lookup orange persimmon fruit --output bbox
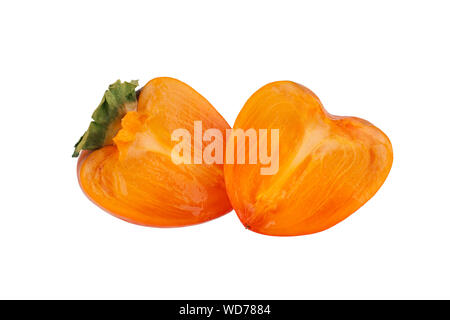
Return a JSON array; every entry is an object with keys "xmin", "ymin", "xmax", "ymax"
[
  {"xmin": 75, "ymin": 78, "xmax": 232, "ymax": 227},
  {"xmin": 224, "ymin": 81, "xmax": 393, "ymax": 236}
]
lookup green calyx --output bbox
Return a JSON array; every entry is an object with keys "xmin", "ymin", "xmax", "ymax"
[{"xmin": 72, "ymin": 80, "xmax": 139, "ymax": 157}]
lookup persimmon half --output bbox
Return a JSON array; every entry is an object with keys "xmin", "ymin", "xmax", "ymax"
[
  {"xmin": 224, "ymin": 81, "xmax": 393, "ymax": 236},
  {"xmin": 75, "ymin": 78, "xmax": 232, "ymax": 227}
]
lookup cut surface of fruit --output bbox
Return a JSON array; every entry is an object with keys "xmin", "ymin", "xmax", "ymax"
[
  {"xmin": 77, "ymin": 77, "xmax": 232, "ymax": 227},
  {"xmin": 224, "ymin": 81, "xmax": 393, "ymax": 236}
]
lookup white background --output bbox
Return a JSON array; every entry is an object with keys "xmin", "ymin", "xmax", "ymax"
[{"xmin": 0, "ymin": 0, "xmax": 449, "ymax": 299}]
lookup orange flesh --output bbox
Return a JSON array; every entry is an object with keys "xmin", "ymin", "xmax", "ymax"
[
  {"xmin": 78, "ymin": 77, "xmax": 232, "ymax": 227},
  {"xmin": 224, "ymin": 81, "xmax": 393, "ymax": 236}
]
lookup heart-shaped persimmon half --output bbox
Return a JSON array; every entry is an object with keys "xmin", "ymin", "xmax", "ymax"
[
  {"xmin": 76, "ymin": 78, "xmax": 232, "ymax": 227},
  {"xmin": 224, "ymin": 81, "xmax": 393, "ymax": 236}
]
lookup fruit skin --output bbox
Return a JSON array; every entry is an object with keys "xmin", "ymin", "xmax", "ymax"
[
  {"xmin": 224, "ymin": 81, "xmax": 393, "ymax": 236},
  {"xmin": 77, "ymin": 77, "xmax": 232, "ymax": 227}
]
